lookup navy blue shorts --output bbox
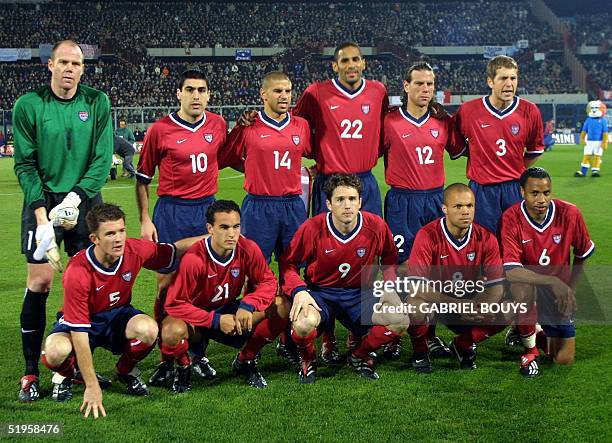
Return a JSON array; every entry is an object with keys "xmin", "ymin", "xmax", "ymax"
[
  {"xmin": 50, "ymin": 305, "xmax": 145, "ymax": 355},
  {"xmin": 308, "ymin": 287, "xmax": 375, "ymax": 339},
  {"xmin": 194, "ymin": 301, "xmax": 254, "ymax": 348},
  {"xmin": 241, "ymin": 194, "xmax": 307, "ymax": 263},
  {"xmin": 469, "ymin": 180, "xmax": 522, "ymax": 234},
  {"xmin": 312, "ymin": 171, "xmax": 382, "ymax": 217},
  {"xmin": 153, "ymin": 195, "xmax": 215, "ymax": 243},
  {"xmin": 384, "ymin": 186, "xmax": 444, "ymax": 263},
  {"xmin": 536, "ymin": 286, "xmax": 576, "ymax": 339}
]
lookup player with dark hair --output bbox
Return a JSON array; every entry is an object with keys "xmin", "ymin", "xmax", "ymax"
[
  {"xmin": 160, "ymin": 200, "xmax": 289, "ymax": 391},
  {"xmin": 136, "ymin": 69, "xmax": 229, "ymax": 382},
  {"xmin": 281, "ymin": 174, "xmax": 408, "ymax": 383},
  {"xmin": 453, "ymin": 55, "xmax": 544, "ymax": 234},
  {"xmin": 405, "ymin": 184, "xmax": 506, "ymax": 372},
  {"xmin": 500, "ymin": 167, "xmax": 594, "ymax": 377},
  {"xmin": 41, "ymin": 203, "xmax": 200, "ymax": 418},
  {"xmin": 12, "ymin": 39, "xmax": 113, "ymax": 401}
]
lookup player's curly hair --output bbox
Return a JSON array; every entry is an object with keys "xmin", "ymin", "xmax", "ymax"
[
  {"xmin": 86, "ymin": 203, "xmax": 125, "ymax": 233},
  {"xmin": 324, "ymin": 174, "xmax": 362, "ymax": 201},
  {"xmin": 206, "ymin": 200, "xmax": 241, "ymax": 225},
  {"xmin": 520, "ymin": 167, "xmax": 551, "ymax": 188}
]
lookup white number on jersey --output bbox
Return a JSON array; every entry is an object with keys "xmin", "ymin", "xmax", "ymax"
[
  {"xmin": 416, "ymin": 146, "xmax": 434, "ymax": 165},
  {"xmin": 394, "ymin": 234, "xmax": 405, "ymax": 254},
  {"xmin": 340, "ymin": 119, "xmax": 363, "ymax": 139},
  {"xmin": 189, "ymin": 153, "xmax": 208, "ymax": 173},
  {"xmin": 495, "ymin": 139, "xmax": 507, "ymax": 156},
  {"xmin": 109, "ymin": 292, "xmax": 121, "ymax": 307},
  {"xmin": 273, "ymin": 150, "xmax": 292, "ymax": 170},
  {"xmin": 211, "ymin": 283, "xmax": 229, "ymax": 303},
  {"xmin": 339, "ymin": 263, "xmax": 351, "ymax": 278},
  {"xmin": 538, "ymin": 249, "xmax": 551, "ymax": 266}
]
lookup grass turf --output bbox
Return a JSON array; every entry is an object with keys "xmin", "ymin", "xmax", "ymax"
[{"xmin": 0, "ymin": 146, "xmax": 610, "ymax": 441}]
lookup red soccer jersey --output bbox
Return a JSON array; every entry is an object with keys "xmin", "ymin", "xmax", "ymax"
[
  {"xmin": 225, "ymin": 111, "xmax": 312, "ymax": 196},
  {"xmin": 500, "ymin": 199, "xmax": 595, "ymax": 285},
  {"xmin": 165, "ymin": 236, "xmax": 277, "ymax": 328},
  {"xmin": 60, "ymin": 239, "xmax": 177, "ymax": 331},
  {"xmin": 136, "ymin": 111, "xmax": 227, "ymax": 199},
  {"xmin": 454, "ymin": 96, "xmax": 544, "ymax": 184},
  {"xmin": 407, "ymin": 218, "xmax": 504, "ymax": 289},
  {"xmin": 382, "ymin": 108, "xmax": 464, "ymax": 190},
  {"xmin": 280, "ymin": 211, "xmax": 398, "ymax": 295},
  {"xmin": 293, "ymin": 78, "xmax": 388, "ymax": 175}
]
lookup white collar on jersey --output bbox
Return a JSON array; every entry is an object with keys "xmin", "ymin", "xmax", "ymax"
[
  {"xmin": 205, "ymin": 236, "xmax": 236, "ymax": 267},
  {"xmin": 258, "ymin": 110, "xmax": 291, "ymax": 131},
  {"xmin": 520, "ymin": 200, "xmax": 556, "ymax": 233},
  {"xmin": 326, "ymin": 211, "xmax": 363, "ymax": 244},
  {"xmin": 85, "ymin": 245, "xmax": 123, "ymax": 276},
  {"xmin": 169, "ymin": 111, "xmax": 207, "ymax": 133},
  {"xmin": 482, "ymin": 96, "xmax": 519, "ymax": 120},
  {"xmin": 399, "ymin": 107, "xmax": 430, "ymax": 127},
  {"xmin": 332, "ymin": 77, "xmax": 367, "ymax": 99},
  {"xmin": 440, "ymin": 218, "xmax": 473, "ymax": 251}
]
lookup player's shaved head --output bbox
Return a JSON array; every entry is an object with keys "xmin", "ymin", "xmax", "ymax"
[
  {"xmin": 487, "ymin": 55, "xmax": 519, "ymax": 79},
  {"xmin": 50, "ymin": 40, "xmax": 83, "ymax": 62},
  {"xmin": 206, "ymin": 200, "xmax": 241, "ymax": 225},
  {"xmin": 443, "ymin": 183, "xmax": 473, "ymax": 204},
  {"xmin": 324, "ymin": 174, "xmax": 363, "ymax": 201},
  {"xmin": 86, "ymin": 203, "xmax": 125, "ymax": 233},
  {"xmin": 520, "ymin": 167, "xmax": 551, "ymax": 188},
  {"xmin": 333, "ymin": 42, "xmax": 362, "ymax": 62},
  {"xmin": 262, "ymin": 71, "xmax": 291, "ymax": 89}
]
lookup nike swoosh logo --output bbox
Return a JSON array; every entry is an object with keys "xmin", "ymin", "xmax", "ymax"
[
  {"xmin": 522, "ymin": 239, "xmax": 532, "ymax": 244},
  {"xmin": 177, "ymin": 139, "xmax": 187, "ymax": 144},
  {"xmin": 96, "ymin": 285, "xmax": 105, "ymax": 291},
  {"xmin": 330, "ymin": 105, "xmax": 340, "ymax": 110},
  {"xmin": 21, "ymin": 329, "xmax": 36, "ymax": 333},
  {"xmin": 480, "ymin": 124, "xmax": 491, "ymax": 128},
  {"xmin": 260, "ymin": 134, "xmax": 271, "ymax": 138},
  {"xmin": 325, "ymin": 249, "xmax": 335, "ymax": 253},
  {"xmin": 415, "ymin": 359, "xmax": 424, "ymax": 363},
  {"xmin": 440, "ymin": 255, "xmax": 449, "ymax": 259},
  {"xmin": 402, "ymin": 134, "xmax": 412, "ymax": 138},
  {"xmin": 208, "ymin": 274, "xmax": 217, "ymax": 278}
]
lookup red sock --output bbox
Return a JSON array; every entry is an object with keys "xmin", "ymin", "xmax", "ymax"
[
  {"xmin": 321, "ymin": 320, "xmax": 336, "ymax": 348},
  {"xmin": 42, "ymin": 353, "xmax": 76, "ymax": 379},
  {"xmin": 116, "ymin": 338, "xmax": 156, "ymax": 375},
  {"xmin": 455, "ymin": 331, "xmax": 474, "ymax": 351},
  {"xmin": 161, "ymin": 339, "xmax": 190, "ymax": 367},
  {"xmin": 471, "ymin": 325, "xmax": 506, "ymax": 343},
  {"xmin": 279, "ymin": 328, "xmax": 290, "ymax": 346},
  {"xmin": 353, "ymin": 326, "xmax": 401, "ymax": 360},
  {"xmin": 408, "ymin": 324, "xmax": 429, "ymax": 354},
  {"xmin": 291, "ymin": 328, "xmax": 316, "ymax": 362},
  {"xmin": 517, "ymin": 304, "xmax": 538, "ymax": 352},
  {"xmin": 536, "ymin": 330, "xmax": 549, "ymax": 356},
  {"xmin": 239, "ymin": 316, "xmax": 289, "ymax": 361}
]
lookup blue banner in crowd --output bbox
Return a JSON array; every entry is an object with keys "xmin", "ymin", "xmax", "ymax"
[
  {"xmin": 0, "ymin": 49, "xmax": 18, "ymax": 62},
  {"xmin": 235, "ymin": 49, "xmax": 252, "ymax": 61}
]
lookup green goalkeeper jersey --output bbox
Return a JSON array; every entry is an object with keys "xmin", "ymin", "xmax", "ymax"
[{"xmin": 12, "ymin": 84, "xmax": 113, "ymax": 210}]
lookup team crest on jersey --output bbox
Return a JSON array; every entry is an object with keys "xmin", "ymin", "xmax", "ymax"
[
  {"xmin": 204, "ymin": 133, "xmax": 213, "ymax": 143},
  {"xmin": 361, "ymin": 104, "xmax": 370, "ymax": 115},
  {"xmin": 430, "ymin": 128, "xmax": 439, "ymax": 139},
  {"xmin": 292, "ymin": 135, "xmax": 300, "ymax": 145},
  {"xmin": 511, "ymin": 124, "xmax": 520, "ymax": 135},
  {"xmin": 467, "ymin": 252, "xmax": 476, "ymax": 262},
  {"xmin": 231, "ymin": 267, "xmax": 240, "ymax": 278},
  {"xmin": 78, "ymin": 111, "xmax": 89, "ymax": 122},
  {"xmin": 356, "ymin": 247, "xmax": 366, "ymax": 258},
  {"xmin": 122, "ymin": 272, "xmax": 132, "ymax": 282},
  {"xmin": 553, "ymin": 234, "xmax": 562, "ymax": 244}
]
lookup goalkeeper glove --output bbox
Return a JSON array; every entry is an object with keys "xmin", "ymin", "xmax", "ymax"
[
  {"xmin": 33, "ymin": 222, "xmax": 64, "ymax": 273},
  {"xmin": 49, "ymin": 191, "xmax": 81, "ymax": 230}
]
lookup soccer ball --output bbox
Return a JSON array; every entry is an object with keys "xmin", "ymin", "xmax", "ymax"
[{"xmin": 586, "ymin": 100, "xmax": 606, "ymax": 118}]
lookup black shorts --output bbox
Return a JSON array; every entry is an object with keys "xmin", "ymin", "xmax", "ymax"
[{"xmin": 21, "ymin": 192, "xmax": 103, "ymax": 263}]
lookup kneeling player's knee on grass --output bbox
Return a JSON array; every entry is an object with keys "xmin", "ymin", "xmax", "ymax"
[
  {"xmin": 510, "ymin": 283, "xmax": 535, "ymax": 305},
  {"xmin": 44, "ymin": 335, "xmax": 72, "ymax": 365},
  {"xmin": 162, "ymin": 317, "xmax": 188, "ymax": 345},
  {"xmin": 554, "ymin": 346, "xmax": 575, "ymax": 365},
  {"xmin": 129, "ymin": 315, "xmax": 158, "ymax": 344},
  {"xmin": 386, "ymin": 322, "xmax": 408, "ymax": 335}
]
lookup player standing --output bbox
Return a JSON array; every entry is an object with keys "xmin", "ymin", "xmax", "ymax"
[
  {"xmin": 501, "ymin": 168, "xmax": 594, "ymax": 377},
  {"xmin": 454, "ymin": 55, "xmax": 544, "ymax": 234},
  {"xmin": 281, "ymin": 174, "xmax": 408, "ymax": 383},
  {"xmin": 161, "ymin": 201, "xmax": 289, "ymax": 391},
  {"xmin": 12, "ymin": 40, "xmax": 113, "ymax": 401},
  {"xmin": 574, "ymin": 100, "xmax": 608, "ymax": 178}
]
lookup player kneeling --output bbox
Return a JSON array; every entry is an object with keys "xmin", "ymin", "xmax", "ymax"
[
  {"xmin": 42, "ymin": 203, "xmax": 183, "ymax": 418},
  {"xmin": 281, "ymin": 174, "xmax": 408, "ymax": 383},
  {"xmin": 156, "ymin": 200, "xmax": 289, "ymax": 392}
]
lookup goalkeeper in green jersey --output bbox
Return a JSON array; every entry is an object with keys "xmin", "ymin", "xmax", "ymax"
[{"xmin": 12, "ymin": 40, "xmax": 113, "ymax": 402}]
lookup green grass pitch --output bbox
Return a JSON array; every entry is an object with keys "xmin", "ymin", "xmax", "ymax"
[{"xmin": 0, "ymin": 147, "xmax": 610, "ymax": 441}]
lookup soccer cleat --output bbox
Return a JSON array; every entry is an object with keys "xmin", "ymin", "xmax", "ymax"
[
  {"xmin": 117, "ymin": 368, "xmax": 149, "ymax": 396},
  {"xmin": 51, "ymin": 372, "xmax": 73, "ymax": 402},
  {"xmin": 574, "ymin": 171, "xmax": 585, "ymax": 177},
  {"xmin": 449, "ymin": 339, "xmax": 477, "ymax": 370},
  {"xmin": 347, "ymin": 353, "xmax": 380, "ymax": 380},
  {"xmin": 298, "ymin": 360, "xmax": 317, "ymax": 385},
  {"xmin": 18, "ymin": 375, "xmax": 40, "ymax": 402},
  {"xmin": 504, "ymin": 326, "xmax": 522, "ymax": 347},
  {"xmin": 73, "ymin": 370, "xmax": 113, "ymax": 389},
  {"xmin": 428, "ymin": 336, "xmax": 452, "ymax": 358},
  {"xmin": 232, "ymin": 355, "xmax": 268, "ymax": 389},
  {"xmin": 192, "ymin": 356, "xmax": 217, "ymax": 380},
  {"xmin": 171, "ymin": 365, "xmax": 192, "ymax": 394},
  {"xmin": 320, "ymin": 341, "xmax": 341, "ymax": 364},
  {"xmin": 276, "ymin": 341, "xmax": 300, "ymax": 366},
  {"xmin": 592, "ymin": 171, "xmax": 601, "ymax": 178},
  {"xmin": 519, "ymin": 352, "xmax": 540, "ymax": 378},
  {"xmin": 382, "ymin": 338, "xmax": 402, "ymax": 360},
  {"xmin": 149, "ymin": 361, "xmax": 175, "ymax": 386},
  {"xmin": 410, "ymin": 352, "xmax": 433, "ymax": 374}
]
